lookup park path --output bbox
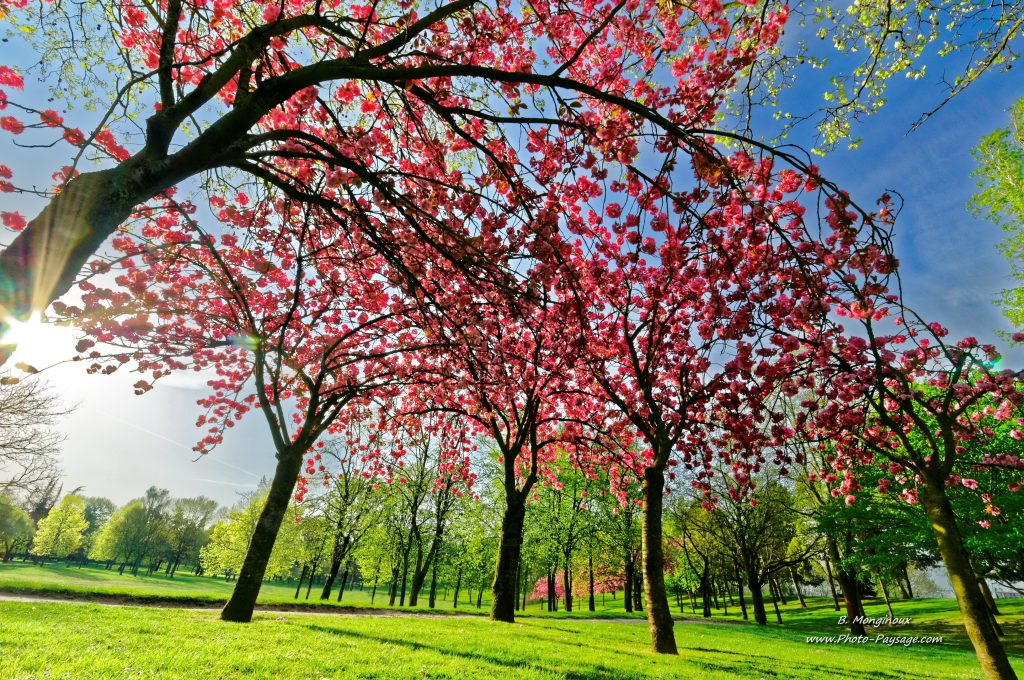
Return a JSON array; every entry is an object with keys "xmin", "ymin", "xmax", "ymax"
[{"xmin": 0, "ymin": 591, "xmax": 739, "ymax": 625}]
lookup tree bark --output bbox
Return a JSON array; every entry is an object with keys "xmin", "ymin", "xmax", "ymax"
[
  {"xmin": 624, "ymin": 558, "xmax": 634, "ymax": 613},
  {"xmin": 823, "ymin": 557, "xmax": 841, "ymax": 611},
  {"xmin": 790, "ymin": 567, "xmax": 806, "ymax": 608},
  {"xmin": 979, "ymin": 576, "xmax": 1002, "ymax": 616},
  {"xmin": 588, "ymin": 553, "xmax": 596, "ymax": 612},
  {"xmin": 826, "ymin": 538, "xmax": 866, "ymax": 636},
  {"xmin": 429, "ymin": 560, "xmax": 438, "ymax": 608},
  {"xmin": 747, "ymin": 571, "xmax": 767, "ymax": 625},
  {"xmin": 701, "ymin": 566, "xmax": 712, "ymax": 618},
  {"xmin": 319, "ymin": 528, "xmax": 351, "ymax": 600},
  {"xmin": 768, "ymin": 577, "xmax": 783, "ymax": 623},
  {"xmin": 919, "ymin": 480, "xmax": 1016, "ymax": 679},
  {"xmin": 336, "ymin": 564, "xmax": 350, "ymax": 602},
  {"xmin": 221, "ymin": 447, "xmax": 303, "ymax": 622},
  {"xmin": 563, "ymin": 563, "xmax": 573, "ymax": 612},
  {"xmin": 294, "ymin": 564, "xmax": 308, "ymax": 599},
  {"xmin": 879, "ymin": 578, "xmax": 894, "ymax": 618},
  {"xmin": 737, "ymin": 572, "xmax": 748, "ymax": 620},
  {"xmin": 641, "ymin": 465, "xmax": 677, "ymax": 654},
  {"xmin": 490, "ymin": 496, "xmax": 526, "ymax": 622}
]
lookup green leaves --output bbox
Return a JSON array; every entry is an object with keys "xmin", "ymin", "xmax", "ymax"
[{"xmin": 970, "ymin": 97, "xmax": 1024, "ymax": 326}]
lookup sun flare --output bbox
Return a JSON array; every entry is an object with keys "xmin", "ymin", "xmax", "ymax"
[{"xmin": 1, "ymin": 312, "xmax": 75, "ymax": 366}]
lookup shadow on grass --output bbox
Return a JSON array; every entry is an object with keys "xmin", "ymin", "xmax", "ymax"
[
  {"xmin": 303, "ymin": 623, "xmax": 651, "ymax": 679},
  {"xmin": 302, "ymin": 621, "xmax": 939, "ymax": 680}
]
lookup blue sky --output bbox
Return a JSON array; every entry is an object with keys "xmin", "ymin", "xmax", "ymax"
[{"xmin": 1, "ymin": 14, "xmax": 1023, "ymax": 507}]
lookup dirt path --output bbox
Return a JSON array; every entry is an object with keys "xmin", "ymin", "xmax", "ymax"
[{"xmin": 0, "ymin": 590, "xmax": 740, "ymax": 625}]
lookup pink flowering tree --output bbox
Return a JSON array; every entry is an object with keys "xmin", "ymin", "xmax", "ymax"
[
  {"xmin": 812, "ymin": 311, "xmax": 1023, "ymax": 679},
  {"xmin": 55, "ymin": 198, "xmax": 425, "ymax": 622}
]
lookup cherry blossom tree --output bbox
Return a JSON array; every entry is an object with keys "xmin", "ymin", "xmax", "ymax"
[
  {"xmin": 811, "ymin": 310, "xmax": 1023, "ymax": 679},
  {"xmin": 399, "ymin": 283, "xmax": 604, "ymax": 623},
  {"xmin": 1, "ymin": 0, "xmax": 811, "ymax": 362},
  {"xmin": 56, "ymin": 198, "xmax": 424, "ymax": 622}
]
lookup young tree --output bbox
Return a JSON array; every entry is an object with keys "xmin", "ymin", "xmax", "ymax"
[
  {"xmin": 0, "ymin": 492, "xmax": 33, "ymax": 561},
  {"xmin": 31, "ymin": 494, "xmax": 87, "ymax": 560},
  {"xmin": 165, "ymin": 496, "xmax": 219, "ymax": 577},
  {"xmin": 310, "ymin": 432, "xmax": 383, "ymax": 601},
  {"xmin": 201, "ymin": 486, "xmax": 302, "ymax": 582},
  {"xmin": 80, "ymin": 496, "xmax": 118, "ymax": 556}
]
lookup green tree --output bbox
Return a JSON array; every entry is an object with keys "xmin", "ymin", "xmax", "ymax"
[
  {"xmin": 201, "ymin": 487, "xmax": 302, "ymax": 581},
  {"xmin": 31, "ymin": 494, "xmax": 87, "ymax": 559},
  {"xmin": 0, "ymin": 492, "xmax": 34, "ymax": 561},
  {"xmin": 971, "ymin": 98, "xmax": 1024, "ymax": 325},
  {"xmin": 164, "ymin": 496, "xmax": 218, "ymax": 577}
]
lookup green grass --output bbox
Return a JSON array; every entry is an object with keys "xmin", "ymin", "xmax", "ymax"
[
  {"xmin": 2, "ymin": 561, "xmax": 1022, "ymax": 678},
  {"xmin": 1, "ymin": 599, "xmax": 1019, "ymax": 679}
]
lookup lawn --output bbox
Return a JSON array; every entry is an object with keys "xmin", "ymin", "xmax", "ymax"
[
  {"xmin": 2, "ymin": 561, "xmax": 1023, "ymax": 678},
  {"xmin": 1, "ymin": 599, "xmax": 1020, "ymax": 679}
]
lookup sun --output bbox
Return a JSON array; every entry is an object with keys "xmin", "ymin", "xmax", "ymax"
[{"xmin": 0, "ymin": 312, "xmax": 76, "ymax": 367}]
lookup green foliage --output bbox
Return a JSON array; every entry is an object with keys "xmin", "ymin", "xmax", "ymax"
[
  {"xmin": 31, "ymin": 494, "xmax": 87, "ymax": 558},
  {"xmin": 971, "ymin": 98, "xmax": 1024, "ymax": 326},
  {"xmin": 0, "ymin": 492, "xmax": 33, "ymax": 558},
  {"xmin": 200, "ymin": 487, "xmax": 302, "ymax": 580}
]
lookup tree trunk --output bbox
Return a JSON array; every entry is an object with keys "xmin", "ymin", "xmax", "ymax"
[
  {"xmin": 640, "ymin": 465, "xmax": 677, "ymax": 654},
  {"xmin": 919, "ymin": 481, "xmax": 1016, "ymax": 679},
  {"xmin": 399, "ymin": 543, "xmax": 411, "ymax": 607},
  {"xmin": 563, "ymin": 563, "xmax": 573, "ymax": 612},
  {"xmin": 823, "ymin": 557, "xmax": 841, "ymax": 611},
  {"xmin": 521, "ymin": 559, "xmax": 528, "ymax": 610},
  {"xmin": 979, "ymin": 576, "xmax": 1002, "ymax": 616},
  {"xmin": 624, "ymin": 559, "xmax": 634, "ymax": 613},
  {"xmin": 633, "ymin": 569, "xmax": 644, "ymax": 612},
  {"xmin": 453, "ymin": 564, "xmax": 462, "ymax": 609},
  {"xmin": 588, "ymin": 553, "xmax": 596, "ymax": 612},
  {"xmin": 490, "ymin": 497, "xmax": 526, "ymax": 622},
  {"xmin": 747, "ymin": 571, "xmax": 767, "ymax": 625},
  {"xmin": 879, "ymin": 578, "xmax": 894, "ymax": 618},
  {"xmin": 904, "ymin": 564, "xmax": 914, "ymax": 599},
  {"xmin": 319, "ymin": 543, "xmax": 344, "ymax": 600},
  {"xmin": 429, "ymin": 560, "xmax": 438, "ymax": 608},
  {"xmin": 294, "ymin": 564, "xmax": 308, "ymax": 599},
  {"xmin": 701, "ymin": 566, "xmax": 712, "ymax": 618},
  {"xmin": 773, "ymin": 575, "xmax": 786, "ymax": 605},
  {"xmin": 768, "ymin": 577, "xmax": 783, "ymax": 623},
  {"xmin": 337, "ymin": 564, "xmax": 350, "ymax": 602},
  {"xmin": 388, "ymin": 566, "xmax": 399, "ymax": 606},
  {"xmin": 0, "ymin": 166, "xmax": 160, "ymax": 325},
  {"xmin": 827, "ymin": 538, "xmax": 866, "ymax": 636},
  {"xmin": 305, "ymin": 566, "xmax": 316, "ymax": 599},
  {"xmin": 221, "ymin": 447, "xmax": 303, "ymax": 622},
  {"xmin": 737, "ymin": 573, "xmax": 748, "ymax": 620},
  {"xmin": 790, "ymin": 567, "xmax": 806, "ymax": 608}
]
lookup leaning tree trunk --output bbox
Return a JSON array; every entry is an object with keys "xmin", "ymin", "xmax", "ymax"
[
  {"xmin": 320, "ymin": 529, "xmax": 350, "ymax": 600},
  {"xmin": 641, "ymin": 465, "xmax": 678, "ymax": 654},
  {"xmin": 221, "ymin": 447, "xmax": 304, "ymax": 622},
  {"xmin": 823, "ymin": 557, "xmax": 841, "ymax": 611},
  {"xmin": 919, "ymin": 480, "xmax": 1016, "ymax": 680},
  {"xmin": 490, "ymin": 495, "xmax": 527, "ymax": 623}
]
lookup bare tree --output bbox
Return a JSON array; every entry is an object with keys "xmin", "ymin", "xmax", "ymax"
[{"xmin": 0, "ymin": 374, "xmax": 69, "ymax": 503}]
